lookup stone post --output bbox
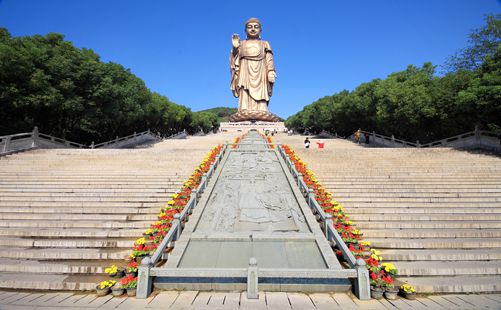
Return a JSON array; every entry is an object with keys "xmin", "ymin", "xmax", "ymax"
[
  {"xmin": 3, "ymin": 136, "xmax": 11, "ymax": 153},
  {"xmin": 307, "ymin": 188, "xmax": 315, "ymax": 208},
  {"xmin": 31, "ymin": 127, "xmax": 39, "ymax": 148},
  {"xmin": 474, "ymin": 125, "xmax": 481, "ymax": 147},
  {"xmin": 174, "ymin": 213, "xmax": 182, "ymax": 241},
  {"xmin": 202, "ymin": 173, "xmax": 208, "ymax": 191},
  {"xmin": 354, "ymin": 258, "xmax": 371, "ymax": 300},
  {"xmin": 416, "ymin": 140, "xmax": 420, "ymax": 148},
  {"xmin": 90, "ymin": 141, "xmax": 95, "ymax": 149},
  {"xmin": 247, "ymin": 257, "xmax": 258, "ymax": 299},
  {"xmin": 189, "ymin": 189, "xmax": 198, "ymax": 213},
  {"xmin": 137, "ymin": 256, "xmax": 153, "ymax": 299},
  {"xmin": 297, "ymin": 173, "xmax": 303, "ymax": 187},
  {"xmin": 324, "ymin": 214, "xmax": 333, "ymax": 239}
]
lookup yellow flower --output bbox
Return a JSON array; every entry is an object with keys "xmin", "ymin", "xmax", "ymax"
[
  {"xmin": 135, "ymin": 237, "xmax": 146, "ymax": 245},
  {"xmin": 371, "ymin": 249, "xmax": 381, "ymax": 256},
  {"xmin": 360, "ymin": 241, "xmax": 371, "ymax": 246},
  {"xmin": 130, "ymin": 253, "xmax": 136, "ymax": 259},
  {"xmin": 99, "ymin": 280, "xmax": 116, "ymax": 289},
  {"xmin": 401, "ymin": 283, "xmax": 415, "ymax": 293},
  {"xmin": 171, "ymin": 193, "xmax": 179, "ymax": 199},
  {"xmin": 167, "ymin": 200, "xmax": 175, "ymax": 206},
  {"xmin": 382, "ymin": 263, "xmax": 396, "ymax": 272},
  {"xmin": 104, "ymin": 265, "xmax": 118, "ymax": 275}
]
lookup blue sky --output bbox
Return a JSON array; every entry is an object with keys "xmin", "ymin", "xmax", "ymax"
[{"xmin": 0, "ymin": 0, "xmax": 499, "ymax": 118}]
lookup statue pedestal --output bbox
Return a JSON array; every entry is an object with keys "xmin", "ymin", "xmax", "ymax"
[
  {"xmin": 229, "ymin": 110, "xmax": 280, "ymax": 122},
  {"xmin": 219, "ymin": 121, "xmax": 287, "ymax": 132}
]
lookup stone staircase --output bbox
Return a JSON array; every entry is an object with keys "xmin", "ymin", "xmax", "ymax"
[
  {"xmin": 275, "ymin": 134, "xmax": 501, "ymax": 293},
  {"xmin": 0, "ymin": 132, "xmax": 235, "ymax": 290}
]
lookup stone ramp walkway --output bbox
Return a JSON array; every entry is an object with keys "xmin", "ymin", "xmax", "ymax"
[{"xmin": 0, "ymin": 290, "xmax": 500, "ymax": 309}]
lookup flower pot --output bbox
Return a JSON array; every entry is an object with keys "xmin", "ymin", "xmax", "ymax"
[
  {"xmin": 110, "ymin": 269, "xmax": 125, "ymax": 278},
  {"xmin": 384, "ymin": 287, "xmax": 399, "ymax": 300},
  {"xmin": 402, "ymin": 292, "xmax": 416, "ymax": 300},
  {"xmin": 370, "ymin": 287, "xmax": 384, "ymax": 299},
  {"xmin": 95, "ymin": 286, "xmax": 110, "ymax": 297},
  {"xmin": 127, "ymin": 288, "xmax": 137, "ymax": 297},
  {"xmin": 111, "ymin": 287, "xmax": 125, "ymax": 297}
]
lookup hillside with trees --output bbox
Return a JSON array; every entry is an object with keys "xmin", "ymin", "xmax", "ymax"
[
  {"xmin": 0, "ymin": 28, "xmax": 219, "ymax": 143},
  {"xmin": 286, "ymin": 15, "xmax": 500, "ymax": 143},
  {"xmin": 197, "ymin": 107, "xmax": 238, "ymax": 122}
]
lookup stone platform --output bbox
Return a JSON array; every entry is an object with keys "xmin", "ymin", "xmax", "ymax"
[{"xmin": 220, "ymin": 121, "xmax": 286, "ymax": 132}]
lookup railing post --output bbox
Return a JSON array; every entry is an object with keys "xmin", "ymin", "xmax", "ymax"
[
  {"xmin": 247, "ymin": 257, "xmax": 259, "ymax": 299},
  {"xmin": 31, "ymin": 127, "xmax": 39, "ymax": 148},
  {"xmin": 137, "ymin": 257, "xmax": 153, "ymax": 299},
  {"xmin": 90, "ymin": 141, "xmax": 95, "ymax": 149},
  {"xmin": 416, "ymin": 140, "xmax": 420, "ymax": 148},
  {"xmin": 324, "ymin": 214, "xmax": 333, "ymax": 238},
  {"xmin": 354, "ymin": 258, "xmax": 371, "ymax": 300},
  {"xmin": 307, "ymin": 188, "xmax": 315, "ymax": 208},
  {"xmin": 3, "ymin": 136, "xmax": 11, "ymax": 153},
  {"xmin": 201, "ymin": 173, "xmax": 208, "ymax": 191},
  {"xmin": 474, "ymin": 125, "xmax": 481, "ymax": 146},
  {"xmin": 297, "ymin": 173, "xmax": 303, "ymax": 187},
  {"xmin": 174, "ymin": 214, "xmax": 182, "ymax": 240},
  {"xmin": 190, "ymin": 189, "xmax": 198, "ymax": 212}
]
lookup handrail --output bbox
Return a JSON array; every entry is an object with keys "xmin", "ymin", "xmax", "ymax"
[
  {"xmin": 1, "ymin": 127, "xmax": 163, "ymax": 156},
  {"xmin": 352, "ymin": 127, "xmax": 500, "ymax": 150},
  {"xmin": 92, "ymin": 130, "xmax": 159, "ymax": 148}
]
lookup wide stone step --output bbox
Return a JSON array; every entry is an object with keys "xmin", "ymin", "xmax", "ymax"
[
  {"xmin": 0, "ymin": 213, "xmax": 129, "ymax": 221},
  {"xmin": 397, "ymin": 275, "xmax": 501, "ymax": 293},
  {"xmin": 327, "ymin": 184, "xmax": 501, "ymax": 189},
  {"xmin": 0, "ymin": 196, "xmax": 167, "ymax": 202},
  {"xmin": 342, "ymin": 202, "xmax": 501, "ymax": 208},
  {"xmin": 0, "ymin": 247, "xmax": 131, "ymax": 260},
  {"xmin": 381, "ymin": 249, "xmax": 501, "ymax": 261},
  {"xmin": 370, "ymin": 237, "xmax": 501, "ymax": 249},
  {"xmin": 0, "ymin": 188, "xmax": 176, "ymax": 193},
  {"xmin": 336, "ymin": 195, "xmax": 501, "ymax": 205},
  {"xmin": 332, "ymin": 192, "xmax": 501, "ymax": 198},
  {"xmin": 0, "ymin": 206, "xmax": 159, "ymax": 214},
  {"xmin": 0, "ymin": 237, "xmax": 134, "ymax": 248},
  {"xmin": 0, "ymin": 272, "xmax": 104, "ymax": 290},
  {"xmin": 350, "ymin": 213, "xmax": 501, "ymax": 221},
  {"xmin": 363, "ymin": 229, "xmax": 501, "ymax": 238},
  {"xmin": 348, "ymin": 207, "xmax": 501, "ymax": 214},
  {"xmin": 0, "ymin": 220, "xmax": 152, "ymax": 229},
  {"xmin": 356, "ymin": 220, "xmax": 501, "ymax": 229},
  {"xmin": 0, "ymin": 228, "xmax": 144, "ymax": 238},
  {"xmin": 395, "ymin": 261, "xmax": 501, "ymax": 276},
  {"xmin": 0, "ymin": 258, "xmax": 125, "ymax": 274},
  {"xmin": 0, "ymin": 192, "xmax": 172, "ymax": 198}
]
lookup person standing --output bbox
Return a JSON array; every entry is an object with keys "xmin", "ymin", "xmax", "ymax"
[{"xmin": 304, "ymin": 137, "xmax": 311, "ymax": 149}]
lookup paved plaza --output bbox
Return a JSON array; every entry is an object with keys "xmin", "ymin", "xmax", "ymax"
[{"xmin": 0, "ymin": 290, "xmax": 501, "ymax": 309}]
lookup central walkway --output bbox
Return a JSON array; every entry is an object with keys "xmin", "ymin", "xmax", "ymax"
[{"xmin": 160, "ymin": 132, "xmax": 344, "ymax": 290}]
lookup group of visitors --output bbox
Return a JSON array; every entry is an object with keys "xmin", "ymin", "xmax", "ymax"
[{"xmin": 304, "ymin": 137, "xmax": 325, "ymax": 149}]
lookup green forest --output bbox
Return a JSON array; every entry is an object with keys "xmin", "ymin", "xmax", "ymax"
[
  {"xmin": 0, "ymin": 29, "xmax": 219, "ymax": 144},
  {"xmin": 286, "ymin": 15, "xmax": 501, "ymax": 143}
]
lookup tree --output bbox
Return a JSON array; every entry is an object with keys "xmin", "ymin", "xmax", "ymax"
[{"xmin": 445, "ymin": 14, "xmax": 501, "ymax": 72}]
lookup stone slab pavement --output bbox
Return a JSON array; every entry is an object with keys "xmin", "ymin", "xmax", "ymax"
[{"xmin": 0, "ymin": 290, "xmax": 500, "ymax": 310}]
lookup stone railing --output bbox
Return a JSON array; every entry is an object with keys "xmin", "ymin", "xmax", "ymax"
[
  {"xmin": 352, "ymin": 127, "xmax": 501, "ymax": 152},
  {"xmin": 0, "ymin": 127, "xmax": 87, "ymax": 156},
  {"xmin": 91, "ymin": 130, "xmax": 160, "ymax": 149},
  {"xmin": 0, "ymin": 127, "xmax": 161, "ymax": 156},
  {"xmin": 137, "ymin": 144, "xmax": 227, "ymax": 298},
  {"xmin": 277, "ymin": 144, "xmax": 370, "ymax": 300}
]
